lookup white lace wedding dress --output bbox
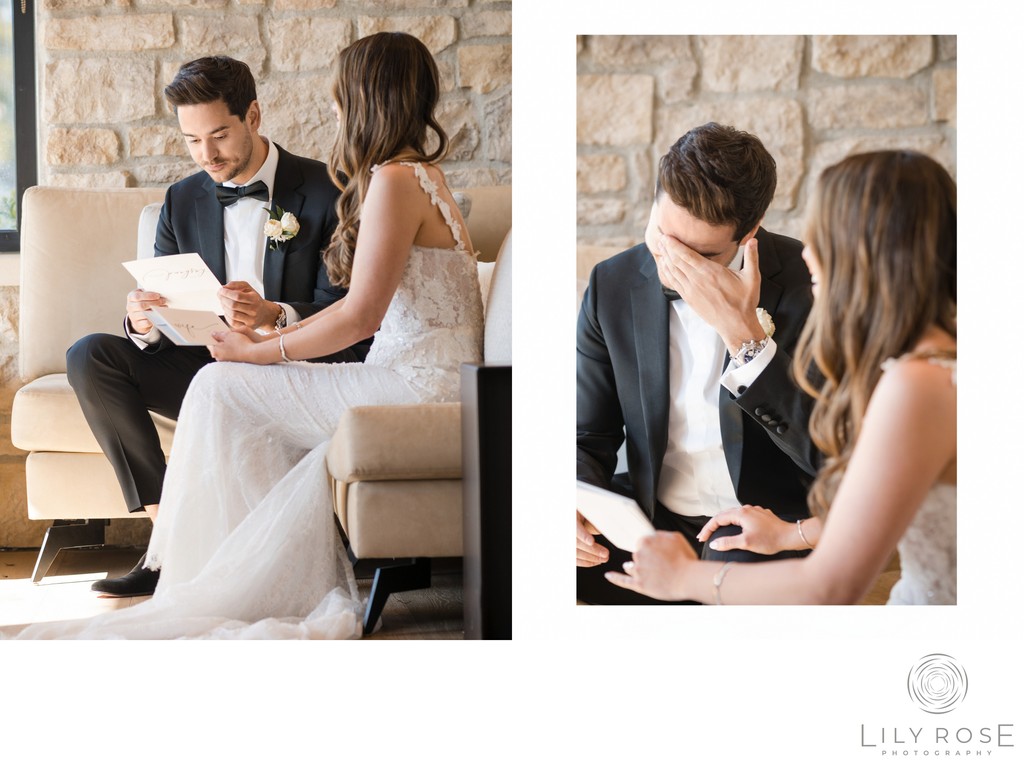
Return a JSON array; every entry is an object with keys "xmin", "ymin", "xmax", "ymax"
[
  {"xmin": 883, "ymin": 354, "xmax": 957, "ymax": 605},
  {"xmin": 12, "ymin": 162, "xmax": 483, "ymax": 639}
]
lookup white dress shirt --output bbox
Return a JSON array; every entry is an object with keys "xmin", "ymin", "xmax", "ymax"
[
  {"xmin": 129, "ymin": 137, "xmax": 299, "ymax": 347},
  {"xmin": 656, "ymin": 248, "xmax": 777, "ymax": 517}
]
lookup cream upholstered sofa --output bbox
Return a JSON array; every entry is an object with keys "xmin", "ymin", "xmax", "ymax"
[
  {"xmin": 12, "ymin": 185, "xmax": 512, "ymax": 604},
  {"xmin": 13, "ymin": 187, "xmax": 168, "ymax": 580},
  {"xmin": 330, "ymin": 228, "xmax": 511, "ymax": 631}
]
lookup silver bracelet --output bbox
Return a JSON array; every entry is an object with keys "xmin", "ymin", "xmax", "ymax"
[
  {"xmin": 796, "ymin": 518, "xmax": 814, "ymax": 550},
  {"xmin": 712, "ymin": 561, "xmax": 733, "ymax": 605},
  {"xmin": 278, "ymin": 333, "xmax": 293, "ymax": 363}
]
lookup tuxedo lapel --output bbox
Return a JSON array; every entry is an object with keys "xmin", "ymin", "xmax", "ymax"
[
  {"xmin": 633, "ymin": 254, "xmax": 670, "ymax": 500},
  {"xmin": 263, "ymin": 146, "xmax": 307, "ymax": 302},
  {"xmin": 195, "ymin": 178, "xmax": 227, "ymax": 283},
  {"xmin": 718, "ymin": 229, "xmax": 786, "ymax": 493},
  {"xmin": 753, "ymin": 228, "xmax": 785, "ymax": 320}
]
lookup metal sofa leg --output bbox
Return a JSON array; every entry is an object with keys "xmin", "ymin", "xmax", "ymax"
[
  {"xmin": 363, "ymin": 557, "xmax": 431, "ymax": 634},
  {"xmin": 31, "ymin": 519, "xmax": 108, "ymax": 584}
]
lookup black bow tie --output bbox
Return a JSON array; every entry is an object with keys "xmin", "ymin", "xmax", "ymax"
[{"xmin": 215, "ymin": 180, "xmax": 269, "ymax": 206}]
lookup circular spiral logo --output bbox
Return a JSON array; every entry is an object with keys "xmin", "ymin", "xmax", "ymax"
[{"xmin": 907, "ymin": 654, "xmax": 968, "ymax": 714}]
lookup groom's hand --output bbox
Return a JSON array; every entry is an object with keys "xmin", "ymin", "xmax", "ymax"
[
  {"xmin": 577, "ymin": 511, "xmax": 609, "ymax": 567},
  {"xmin": 126, "ymin": 289, "xmax": 166, "ymax": 334},
  {"xmin": 219, "ymin": 281, "xmax": 280, "ymax": 330},
  {"xmin": 653, "ymin": 234, "xmax": 765, "ymax": 354}
]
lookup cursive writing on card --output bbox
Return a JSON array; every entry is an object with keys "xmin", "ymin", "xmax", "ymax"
[
  {"xmin": 145, "ymin": 307, "xmax": 228, "ymax": 346},
  {"xmin": 142, "ymin": 267, "xmax": 211, "ymax": 283},
  {"xmin": 123, "ymin": 253, "xmax": 224, "ymax": 314}
]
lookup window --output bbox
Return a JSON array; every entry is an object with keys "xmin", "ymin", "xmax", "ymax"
[{"xmin": 0, "ymin": 0, "xmax": 36, "ymax": 252}]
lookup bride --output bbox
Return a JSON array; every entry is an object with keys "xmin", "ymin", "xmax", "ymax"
[
  {"xmin": 11, "ymin": 31, "xmax": 483, "ymax": 639},
  {"xmin": 608, "ymin": 150, "xmax": 956, "ymax": 605}
]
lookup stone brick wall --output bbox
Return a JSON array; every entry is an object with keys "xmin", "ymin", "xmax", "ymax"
[
  {"xmin": 0, "ymin": 0, "xmax": 510, "ymax": 548},
  {"xmin": 41, "ymin": 0, "xmax": 512, "ymax": 190},
  {"xmin": 577, "ymin": 35, "xmax": 956, "ymax": 249}
]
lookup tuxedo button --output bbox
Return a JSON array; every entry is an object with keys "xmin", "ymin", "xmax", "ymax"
[
  {"xmin": 760, "ymin": 414, "xmax": 772, "ymax": 423},
  {"xmin": 767, "ymin": 419, "xmax": 779, "ymax": 427},
  {"xmin": 776, "ymin": 424, "xmax": 788, "ymax": 434},
  {"xmin": 754, "ymin": 406, "xmax": 766, "ymax": 416},
  {"xmin": 737, "ymin": 385, "xmax": 747, "ymax": 395}
]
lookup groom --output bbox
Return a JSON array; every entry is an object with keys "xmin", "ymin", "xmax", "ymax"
[
  {"xmin": 67, "ymin": 56, "xmax": 372, "ymax": 598},
  {"xmin": 577, "ymin": 122, "xmax": 818, "ymax": 604}
]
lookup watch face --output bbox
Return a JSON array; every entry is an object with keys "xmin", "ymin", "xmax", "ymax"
[{"xmin": 736, "ymin": 339, "xmax": 766, "ymax": 365}]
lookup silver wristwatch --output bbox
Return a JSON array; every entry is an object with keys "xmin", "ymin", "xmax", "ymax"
[
  {"xmin": 732, "ymin": 337, "xmax": 769, "ymax": 366},
  {"xmin": 274, "ymin": 304, "xmax": 287, "ymax": 331}
]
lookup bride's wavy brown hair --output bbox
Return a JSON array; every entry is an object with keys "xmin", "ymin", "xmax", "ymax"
[
  {"xmin": 323, "ymin": 32, "xmax": 449, "ymax": 287},
  {"xmin": 793, "ymin": 150, "xmax": 956, "ymax": 517}
]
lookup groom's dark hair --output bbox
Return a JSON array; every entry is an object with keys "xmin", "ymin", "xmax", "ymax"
[
  {"xmin": 164, "ymin": 56, "xmax": 258, "ymax": 121},
  {"xmin": 656, "ymin": 122, "xmax": 777, "ymax": 242}
]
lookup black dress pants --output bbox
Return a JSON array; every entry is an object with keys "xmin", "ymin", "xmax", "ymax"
[
  {"xmin": 66, "ymin": 332, "xmax": 370, "ymax": 514},
  {"xmin": 66, "ymin": 334, "xmax": 216, "ymax": 513},
  {"xmin": 577, "ymin": 499, "xmax": 810, "ymax": 605}
]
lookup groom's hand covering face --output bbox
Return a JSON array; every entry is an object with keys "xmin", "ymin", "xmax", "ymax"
[{"xmin": 645, "ymin": 196, "xmax": 765, "ymax": 353}]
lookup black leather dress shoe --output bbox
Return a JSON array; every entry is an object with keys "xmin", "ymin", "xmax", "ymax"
[{"xmin": 91, "ymin": 555, "xmax": 160, "ymax": 598}]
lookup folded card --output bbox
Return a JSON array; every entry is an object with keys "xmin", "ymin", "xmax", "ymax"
[
  {"xmin": 576, "ymin": 480, "xmax": 656, "ymax": 552},
  {"xmin": 123, "ymin": 253, "xmax": 223, "ymax": 314},
  {"xmin": 145, "ymin": 307, "xmax": 229, "ymax": 347}
]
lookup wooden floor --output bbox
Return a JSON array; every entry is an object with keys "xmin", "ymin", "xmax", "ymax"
[{"xmin": 0, "ymin": 547, "xmax": 463, "ymax": 639}]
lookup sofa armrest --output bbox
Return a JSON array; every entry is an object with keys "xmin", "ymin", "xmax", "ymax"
[{"xmin": 327, "ymin": 403, "xmax": 462, "ymax": 482}]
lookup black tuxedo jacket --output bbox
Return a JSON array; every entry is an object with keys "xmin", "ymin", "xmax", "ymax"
[
  {"xmin": 577, "ymin": 228, "xmax": 818, "ymax": 523},
  {"xmin": 147, "ymin": 144, "xmax": 369, "ymax": 362}
]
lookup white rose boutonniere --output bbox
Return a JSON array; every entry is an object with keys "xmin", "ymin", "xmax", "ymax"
[
  {"xmin": 264, "ymin": 205, "xmax": 300, "ymax": 250},
  {"xmin": 756, "ymin": 307, "xmax": 775, "ymax": 338}
]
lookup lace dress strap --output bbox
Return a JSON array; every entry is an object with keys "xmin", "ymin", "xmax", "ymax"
[
  {"xmin": 881, "ymin": 348, "xmax": 957, "ymax": 385},
  {"xmin": 370, "ymin": 160, "xmax": 466, "ymax": 252}
]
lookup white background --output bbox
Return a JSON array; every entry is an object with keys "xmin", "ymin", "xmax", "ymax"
[{"xmin": 5, "ymin": 1, "xmax": 1023, "ymax": 763}]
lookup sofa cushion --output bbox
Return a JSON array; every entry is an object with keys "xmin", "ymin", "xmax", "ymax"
[
  {"xmin": 327, "ymin": 403, "xmax": 461, "ymax": 482},
  {"xmin": 11, "ymin": 373, "xmax": 175, "ymax": 455},
  {"xmin": 483, "ymin": 229, "xmax": 512, "ymax": 364},
  {"xmin": 477, "ymin": 261, "xmax": 495, "ymax": 312},
  {"xmin": 461, "ymin": 186, "xmax": 511, "ymax": 264},
  {"xmin": 138, "ymin": 203, "xmax": 162, "ymax": 261},
  {"xmin": 19, "ymin": 187, "xmax": 167, "ymax": 380},
  {"xmin": 24, "ymin": 452, "xmax": 139, "ymax": 519},
  {"xmin": 335, "ymin": 479, "xmax": 463, "ymax": 558}
]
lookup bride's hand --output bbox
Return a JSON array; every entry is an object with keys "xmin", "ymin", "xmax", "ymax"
[
  {"xmin": 696, "ymin": 504, "xmax": 800, "ymax": 555},
  {"xmin": 208, "ymin": 327, "xmax": 264, "ymax": 363},
  {"xmin": 604, "ymin": 531, "xmax": 697, "ymax": 601}
]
